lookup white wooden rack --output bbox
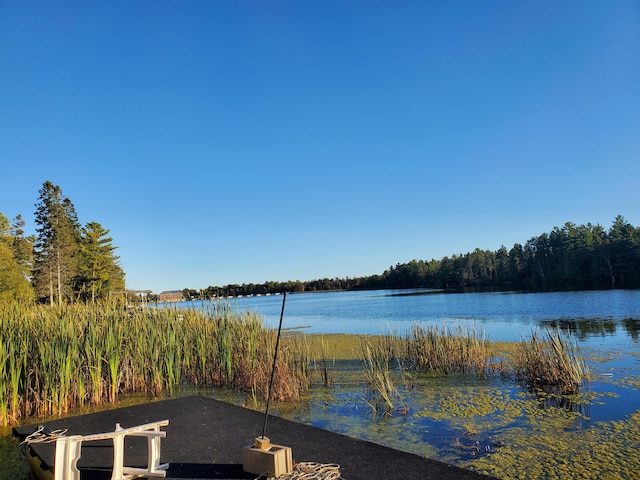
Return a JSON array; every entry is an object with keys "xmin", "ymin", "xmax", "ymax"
[{"xmin": 54, "ymin": 420, "xmax": 169, "ymax": 480}]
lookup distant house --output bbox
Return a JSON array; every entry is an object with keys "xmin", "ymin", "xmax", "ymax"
[{"xmin": 158, "ymin": 290, "xmax": 185, "ymax": 303}]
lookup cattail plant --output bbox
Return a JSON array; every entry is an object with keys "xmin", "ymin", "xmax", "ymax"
[{"xmin": 0, "ymin": 299, "xmax": 311, "ymax": 426}]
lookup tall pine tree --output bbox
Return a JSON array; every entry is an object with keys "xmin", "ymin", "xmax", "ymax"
[
  {"xmin": 78, "ymin": 222, "xmax": 125, "ymax": 302},
  {"xmin": 33, "ymin": 181, "xmax": 81, "ymax": 305}
]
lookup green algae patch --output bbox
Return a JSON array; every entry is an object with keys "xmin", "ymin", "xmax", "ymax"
[
  {"xmin": 464, "ymin": 412, "xmax": 640, "ymax": 480},
  {"xmin": 286, "ymin": 333, "xmax": 383, "ymax": 361},
  {"xmin": 415, "ymin": 384, "xmax": 526, "ymax": 422},
  {"xmin": 613, "ymin": 375, "xmax": 640, "ymax": 390}
]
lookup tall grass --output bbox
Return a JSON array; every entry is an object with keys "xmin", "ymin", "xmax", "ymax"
[
  {"xmin": 405, "ymin": 323, "xmax": 497, "ymax": 375},
  {"xmin": 513, "ymin": 328, "xmax": 589, "ymax": 394},
  {"xmin": 0, "ymin": 300, "xmax": 311, "ymax": 426},
  {"xmin": 360, "ymin": 335, "xmax": 407, "ymax": 416}
]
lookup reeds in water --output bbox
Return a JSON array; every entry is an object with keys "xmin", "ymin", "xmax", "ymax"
[
  {"xmin": 0, "ymin": 300, "xmax": 311, "ymax": 426},
  {"xmin": 405, "ymin": 323, "xmax": 496, "ymax": 375},
  {"xmin": 513, "ymin": 327, "xmax": 589, "ymax": 394},
  {"xmin": 360, "ymin": 335, "xmax": 407, "ymax": 416}
]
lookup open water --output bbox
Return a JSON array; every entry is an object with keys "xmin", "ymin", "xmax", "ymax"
[{"xmin": 181, "ymin": 288, "xmax": 640, "ymax": 346}]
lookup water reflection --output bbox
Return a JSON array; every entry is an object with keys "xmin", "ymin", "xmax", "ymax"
[
  {"xmin": 539, "ymin": 317, "xmax": 640, "ymax": 340},
  {"xmin": 540, "ymin": 318, "xmax": 620, "ymax": 338},
  {"xmin": 623, "ymin": 318, "xmax": 640, "ymax": 340},
  {"xmin": 535, "ymin": 390, "xmax": 592, "ymax": 425}
]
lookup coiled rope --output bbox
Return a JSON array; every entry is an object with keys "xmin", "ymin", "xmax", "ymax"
[
  {"xmin": 20, "ymin": 425, "xmax": 68, "ymax": 445},
  {"xmin": 264, "ymin": 461, "xmax": 342, "ymax": 480}
]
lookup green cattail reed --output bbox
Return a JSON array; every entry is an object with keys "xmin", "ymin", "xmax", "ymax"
[
  {"xmin": 84, "ymin": 323, "xmax": 105, "ymax": 405},
  {"xmin": 0, "ymin": 299, "xmax": 312, "ymax": 426},
  {"xmin": 8, "ymin": 339, "xmax": 25, "ymax": 423},
  {"xmin": 105, "ymin": 321, "xmax": 122, "ymax": 402},
  {"xmin": 0, "ymin": 337, "xmax": 9, "ymax": 426}
]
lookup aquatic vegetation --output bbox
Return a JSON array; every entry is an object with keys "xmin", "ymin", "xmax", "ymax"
[
  {"xmin": 360, "ymin": 336, "xmax": 407, "ymax": 416},
  {"xmin": 0, "ymin": 300, "xmax": 312, "ymax": 426},
  {"xmin": 463, "ymin": 411, "xmax": 640, "ymax": 479},
  {"xmin": 404, "ymin": 323, "xmax": 498, "ymax": 375},
  {"xmin": 513, "ymin": 328, "xmax": 589, "ymax": 394}
]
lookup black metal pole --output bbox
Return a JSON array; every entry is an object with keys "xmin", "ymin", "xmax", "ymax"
[{"xmin": 261, "ymin": 291, "xmax": 287, "ymax": 439}]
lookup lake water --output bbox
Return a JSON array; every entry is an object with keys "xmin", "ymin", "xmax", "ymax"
[
  {"xmin": 180, "ymin": 288, "xmax": 640, "ymax": 347},
  {"xmin": 4, "ymin": 290, "xmax": 640, "ymax": 479}
]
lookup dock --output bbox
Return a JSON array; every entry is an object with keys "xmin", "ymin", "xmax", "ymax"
[{"xmin": 13, "ymin": 395, "xmax": 498, "ymax": 480}]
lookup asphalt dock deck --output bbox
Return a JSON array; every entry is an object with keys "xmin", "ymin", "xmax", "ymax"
[{"xmin": 13, "ymin": 395, "xmax": 498, "ymax": 480}]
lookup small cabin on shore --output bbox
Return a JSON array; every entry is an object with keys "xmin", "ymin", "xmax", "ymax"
[{"xmin": 158, "ymin": 290, "xmax": 185, "ymax": 302}]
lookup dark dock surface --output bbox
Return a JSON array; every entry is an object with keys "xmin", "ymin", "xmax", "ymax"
[{"xmin": 13, "ymin": 395, "xmax": 498, "ymax": 480}]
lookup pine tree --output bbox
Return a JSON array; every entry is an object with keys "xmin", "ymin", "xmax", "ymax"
[
  {"xmin": 78, "ymin": 222, "xmax": 125, "ymax": 302},
  {"xmin": 10, "ymin": 214, "xmax": 35, "ymax": 280},
  {"xmin": 33, "ymin": 181, "xmax": 81, "ymax": 305}
]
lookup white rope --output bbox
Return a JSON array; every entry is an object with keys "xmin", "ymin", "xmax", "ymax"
[
  {"xmin": 265, "ymin": 461, "xmax": 342, "ymax": 480},
  {"xmin": 20, "ymin": 425, "xmax": 68, "ymax": 445}
]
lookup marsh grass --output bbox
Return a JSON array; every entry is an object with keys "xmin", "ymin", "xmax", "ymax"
[
  {"xmin": 360, "ymin": 335, "xmax": 408, "ymax": 416},
  {"xmin": 0, "ymin": 300, "xmax": 311, "ymax": 426},
  {"xmin": 405, "ymin": 323, "xmax": 498, "ymax": 375},
  {"xmin": 513, "ymin": 327, "xmax": 589, "ymax": 394}
]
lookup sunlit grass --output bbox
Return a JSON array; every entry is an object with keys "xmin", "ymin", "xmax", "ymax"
[
  {"xmin": 0, "ymin": 300, "xmax": 311, "ymax": 426},
  {"xmin": 512, "ymin": 327, "xmax": 589, "ymax": 394},
  {"xmin": 405, "ymin": 323, "xmax": 499, "ymax": 375},
  {"xmin": 360, "ymin": 336, "xmax": 407, "ymax": 415}
]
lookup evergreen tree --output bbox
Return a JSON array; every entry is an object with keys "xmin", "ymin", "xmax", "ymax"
[
  {"xmin": 10, "ymin": 214, "xmax": 35, "ymax": 280},
  {"xmin": 33, "ymin": 181, "xmax": 81, "ymax": 305},
  {"xmin": 0, "ymin": 212, "xmax": 10, "ymax": 236},
  {"xmin": 78, "ymin": 222, "xmax": 125, "ymax": 302},
  {"xmin": 0, "ymin": 241, "xmax": 33, "ymax": 303}
]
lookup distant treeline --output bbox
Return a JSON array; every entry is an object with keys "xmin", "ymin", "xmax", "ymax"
[{"xmin": 183, "ymin": 216, "xmax": 640, "ymax": 299}]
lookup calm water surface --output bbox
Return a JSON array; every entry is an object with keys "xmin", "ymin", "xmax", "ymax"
[{"xmin": 183, "ymin": 288, "xmax": 640, "ymax": 346}]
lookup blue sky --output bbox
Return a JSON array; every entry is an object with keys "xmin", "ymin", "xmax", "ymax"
[{"xmin": 1, "ymin": 1, "xmax": 638, "ymax": 293}]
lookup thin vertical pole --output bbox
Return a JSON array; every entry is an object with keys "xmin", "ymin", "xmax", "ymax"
[{"xmin": 261, "ymin": 291, "xmax": 287, "ymax": 439}]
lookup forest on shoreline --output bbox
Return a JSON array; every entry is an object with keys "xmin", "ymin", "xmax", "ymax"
[
  {"xmin": 1, "ymin": 184, "xmax": 638, "ymax": 303},
  {"xmin": 185, "ymin": 215, "xmax": 640, "ymax": 299}
]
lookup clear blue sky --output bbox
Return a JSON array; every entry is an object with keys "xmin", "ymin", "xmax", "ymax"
[{"xmin": 1, "ymin": 1, "xmax": 638, "ymax": 293}]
